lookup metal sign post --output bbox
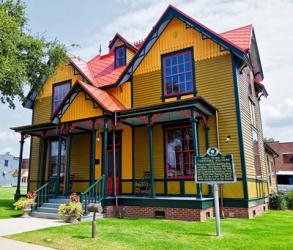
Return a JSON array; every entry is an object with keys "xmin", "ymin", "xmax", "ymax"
[
  {"xmin": 213, "ymin": 184, "xmax": 221, "ymax": 237},
  {"xmin": 195, "ymin": 147, "xmax": 236, "ymax": 237}
]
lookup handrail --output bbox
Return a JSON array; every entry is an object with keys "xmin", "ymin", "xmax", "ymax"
[
  {"xmin": 33, "ymin": 178, "xmax": 57, "ymax": 211},
  {"xmin": 80, "ymin": 175, "xmax": 105, "ymax": 215}
]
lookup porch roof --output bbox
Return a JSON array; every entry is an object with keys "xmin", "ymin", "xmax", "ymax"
[{"xmin": 117, "ymin": 96, "xmax": 216, "ymax": 126}]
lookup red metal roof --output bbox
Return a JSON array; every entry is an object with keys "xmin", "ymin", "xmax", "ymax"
[
  {"xmin": 77, "ymin": 80, "xmax": 126, "ymax": 111},
  {"xmin": 87, "ymin": 51, "xmax": 126, "ymax": 87},
  {"xmin": 220, "ymin": 24, "xmax": 253, "ymax": 52}
]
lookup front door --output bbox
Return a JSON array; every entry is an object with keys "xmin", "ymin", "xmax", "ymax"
[
  {"xmin": 106, "ymin": 131, "xmax": 121, "ymax": 196},
  {"xmin": 48, "ymin": 139, "xmax": 66, "ymax": 194}
]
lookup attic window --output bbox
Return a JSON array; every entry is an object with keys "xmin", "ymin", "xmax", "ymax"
[{"xmin": 115, "ymin": 46, "xmax": 126, "ymax": 68}]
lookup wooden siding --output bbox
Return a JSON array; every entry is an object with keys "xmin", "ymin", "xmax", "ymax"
[
  {"xmin": 108, "ymin": 81, "xmax": 131, "ymax": 108},
  {"xmin": 70, "ymin": 133, "xmax": 90, "ymax": 187},
  {"xmin": 126, "ymin": 48, "xmax": 135, "ymax": 64},
  {"xmin": 134, "ymin": 18, "xmax": 229, "ymax": 75},
  {"xmin": 120, "ymin": 124, "xmax": 133, "ymax": 179},
  {"xmin": 61, "ymin": 92, "xmax": 103, "ymax": 123},
  {"xmin": 33, "ymin": 63, "xmax": 83, "ymax": 125},
  {"xmin": 238, "ymin": 67, "xmax": 269, "ymax": 198},
  {"xmin": 134, "ymin": 125, "xmax": 164, "ymax": 179},
  {"xmin": 28, "ymin": 136, "xmax": 40, "ymax": 191}
]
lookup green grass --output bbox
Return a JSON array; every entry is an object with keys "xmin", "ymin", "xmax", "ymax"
[
  {"xmin": 7, "ymin": 210, "xmax": 293, "ymax": 250},
  {"xmin": 0, "ymin": 187, "xmax": 26, "ymax": 219}
]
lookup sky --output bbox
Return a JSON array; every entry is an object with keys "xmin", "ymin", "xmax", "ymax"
[{"xmin": 1, "ymin": 0, "xmax": 293, "ymax": 158}]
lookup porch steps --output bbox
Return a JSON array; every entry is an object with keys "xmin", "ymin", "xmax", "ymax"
[{"xmin": 30, "ymin": 196, "xmax": 103, "ymax": 220}]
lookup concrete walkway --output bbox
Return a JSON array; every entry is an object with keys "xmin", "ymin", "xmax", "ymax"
[
  {"xmin": 0, "ymin": 237, "xmax": 55, "ymax": 250},
  {"xmin": 0, "ymin": 217, "xmax": 66, "ymax": 236},
  {"xmin": 0, "ymin": 217, "xmax": 67, "ymax": 249}
]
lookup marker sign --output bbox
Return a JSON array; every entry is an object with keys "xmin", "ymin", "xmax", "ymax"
[{"xmin": 195, "ymin": 147, "xmax": 236, "ymax": 184}]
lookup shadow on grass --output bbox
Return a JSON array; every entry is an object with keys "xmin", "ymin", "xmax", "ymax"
[{"xmin": 0, "ymin": 199, "xmax": 22, "ymax": 218}]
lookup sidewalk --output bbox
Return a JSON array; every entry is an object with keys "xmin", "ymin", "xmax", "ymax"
[
  {"xmin": 0, "ymin": 237, "xmax": 55, "ymax": 250},
  {"xmin": 0, "ymin": 217, "xmax": 66, "ymax": 236}
]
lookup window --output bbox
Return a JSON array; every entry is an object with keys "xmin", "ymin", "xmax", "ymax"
[
  {"xmin": 249, "ymin": 99, "xmax": 256, "ymax": 127},
  {"xmin": 52, "ymin": 81, "xmax": 71, "ymax": 113},
  {"xmin": 252, "ymin": 129, "xmax": 261, "ymax": 178},
  {"xmin": 166, "ymin": 125, "xmax": 194, "ymax": 178},
  {"xmin": 162, "ymin": 49, "xmax": 194, "ymax": 97},
  {"xmin": 246, "ymin": 72, "xmax": 253, "ymax": 96},
  {"xmin": 48, "ymin": 140, "xmax": 66, "ymax": 178},
  {"xmin": 4, "ymin": 160, "xmax": 8, "ymax": 167},
  {"xmin": 115, "ymin": 46, "xmax": 126, "ymax": 67},
  {"xmin": 283, "ymin": 154, "xmax": 293, "ymax": 164}
]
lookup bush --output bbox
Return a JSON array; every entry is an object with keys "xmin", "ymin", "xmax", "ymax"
[
  {"xmin": 270, "ymin": 192, "xmax": 286, "ymax": 210},
  {"xmin": 285, "ymin": 191, "xmax": 293, "ymax": 210},
  {"xmin": 14, "ymin": 197, "xmax": 36, "ymax": 210}
]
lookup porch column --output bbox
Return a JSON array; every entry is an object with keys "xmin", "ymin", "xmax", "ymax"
[
  {"xmin": 205, "ymin": 124, "xmax": 213, "ymax": 197},
  {"xmin": 147, "ymin": 115, "xmax": 155, "ymax": 198},
  {"xmin": 65, "ymin": 133, "xmax": 72, "ymax": 194},
  {"xmin": 191, "ymin": 109, "xmax": 202, "ymax": 199},
  {"xmin": 55, "ymin": 134, "xmax": 62, "ymax": 195},
  {"xmin": 15, "ymin": 134, "xmax": 25, "ymax": 198},
  {"xmin": 102, "ymin": 117, "xmax": 108, "ymax": 196},
  {"xmin": 90, "ymin": 129, "xmax": 96, "ymax": 186},
  {"xmin": 39, "ymin": 137, "xmax": 47, "ymax": 187}
]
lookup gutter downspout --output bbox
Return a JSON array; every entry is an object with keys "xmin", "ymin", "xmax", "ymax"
[{"xmin": 216, "ymin": 111, "xmax": 225, "ymax": 218}]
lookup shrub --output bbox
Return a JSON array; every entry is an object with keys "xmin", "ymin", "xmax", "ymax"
[
  {"xmin": 14, "ymin": 197, "xmax": 36, "ymax": 210},
  {"xmin": 285, "ymin": 191, "xmax": 293, "ymax": 210},
  {"xmin": 58, "ymin": 201, "xmax": 83, "ymax": 219},
  {"xmin": 70, "ymin": 192, "xmax": 80, "ymax": 202},
  {"xmin": 270, "ymin": 192, "xmax": 286, "ymax": 210}
]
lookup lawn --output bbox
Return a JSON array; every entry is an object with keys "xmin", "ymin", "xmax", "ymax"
[
  {"xmin": 0, "ymin": 187, "xmax": 26, "ymax": 219},
  {"xmin": 7, "ymin": 210, "xmax": 293, "ymax": 250}
]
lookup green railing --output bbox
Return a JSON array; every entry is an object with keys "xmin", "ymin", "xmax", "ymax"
[
  {"xmin": 33, "ymin": 178, "xmax": 57, "ymax": 211},
  {"xmin": 80, "ymin": 175, "xmax": 105, "ymax": 215}
]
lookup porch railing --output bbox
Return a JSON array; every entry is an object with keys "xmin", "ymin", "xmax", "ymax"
[
  {"xmin": 80, "ymin": 175, "xmax": 105, "ymax": 215},
  {"xmin": 33, "ymin": 178, "xmax": 57, "ymax": 211}
]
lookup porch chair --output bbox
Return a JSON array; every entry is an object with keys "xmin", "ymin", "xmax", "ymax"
[{"xmin": 135, "ymin": 171, "xmax": 151, "ymax": 195}]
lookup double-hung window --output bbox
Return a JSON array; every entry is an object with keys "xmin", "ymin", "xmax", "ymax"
[
  {"xmin": 162, "ymin": 49, "xmax": 194, "ymax": 97},
  {"xmin": 52, "ymin": 81, "xmax": 71, "ymax": 113},
  {"xmin": 166, "ymin": 125, "xmax": 194, "ymax": 178},
  {"xmin": 115, "ymin": 46, "xmax": 126, "ymax": 67}
]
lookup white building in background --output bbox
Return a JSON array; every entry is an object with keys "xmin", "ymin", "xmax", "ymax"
[{"xmin": 0, "ymin": 152, "xmax": 19, "ymax": 187}]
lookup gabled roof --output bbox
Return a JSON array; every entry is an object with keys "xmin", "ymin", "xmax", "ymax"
[
  {"xmin": 88, "ymin": 51, "xmax": 126, "ymax": 87},
  {"xmin": 220, "ymin": 24, "xmax": 253, "ymax": 52},
  {"xmin": 114, "ymin": 4, "xmax": 252, "ymax": 87},
  {"xmin": 108, "ymin": 33, "xmax": 138, "ymax": 52},
  {"xmin": 52, "ymin": 80, "xmax": 125, "ymax": 122}
]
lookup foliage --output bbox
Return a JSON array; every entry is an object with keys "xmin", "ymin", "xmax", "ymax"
[
  {"xmin": 0, "ymin": 0, "xmax": 68, "ymax": 108},
  {"xmin": 58, "ymin": 201, "xmax": 83, "ymax": 219},
  {"xmin": 13, "ymin": 197, "xmax": 35, "ymax": 210},
  {"xmin": 285, "ymin": 191, "xmax": 293, "ymax": 210},
  {"xmin": 69, "ymin": 192, "xmax": 80, "ymax": 202},
  {"xmin": 269, "ymin": 192, "xmax": 287, "ymax": 210},
  {"xmin": 7, "ymin": 211, "xmax": 293, "ymax": 250},
  {"xmin": 26, "ymin": 191, "xmax": 36, "ymax": 200}
]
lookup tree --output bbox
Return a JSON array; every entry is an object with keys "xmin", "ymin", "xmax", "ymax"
[{"xmin": 0, "ymin": 0, "xmax": 68, "ymax": 108}]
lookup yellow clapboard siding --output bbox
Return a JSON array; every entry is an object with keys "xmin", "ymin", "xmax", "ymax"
[
  {"xmin": 134, "ymin": 18, "xmax": 228, "ymax": 75},
  {"xmin": 120, "ymin": 124, "xmax": 133, "ymax": 179},
  {"xmin": 168, "ymin": 181, "xmax": 180, "ymax": 194},
  {"xmin": 222, "ymin": 182, "xmax": 244, "ymax": 198},
  {"xmin": 108, "ymin": 82, "xmax": 131, "ymax": 108},
  {"xmin": 185, "ymin": 181, "xmax": 197, "ymax": 194},
  {"xmin": 122, "ymin": 182, "xmax": 132, "ymax": 194},
  {"xmin": 33, "ymin": 63, "xmax": 84, "ymax": 124},
  {"xmin": 126, "ymin": 48, "xmax": 136, "ymax": 64},
  {"xmin": 154, "ymin": 181, "xmax": 165, "ymax": 194},
  {"xmin": 29, "ymin": 136, "xmax": 40, "ymax": 183},
  {"xmin": 61, "ymin": 92, "xmax": 103, "ymax": 123},
  {"xmin": 70, "ymin": 133, "xmax": 90, "ymax": 181}
]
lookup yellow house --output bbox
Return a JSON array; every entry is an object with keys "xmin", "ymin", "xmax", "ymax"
[{"xmin": 12, "ymin": 5, "xmax": 270, "ymax": 220}]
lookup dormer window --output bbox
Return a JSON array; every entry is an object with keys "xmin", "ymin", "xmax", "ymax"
[{"xmin": 115, "ymin": 46, "xmax": 126, "ymax": 68}]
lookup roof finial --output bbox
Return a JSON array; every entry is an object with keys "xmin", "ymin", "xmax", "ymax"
[{"xmin": 99, "ymin": 44, "xmax": 102, "ymax": 56}]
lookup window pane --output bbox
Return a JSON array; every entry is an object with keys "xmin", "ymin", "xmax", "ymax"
[
  {"xmin": 53, "ymin": 81, "xmax": 71, "ymax": 112},
  {"xmin": 163, "ymin": 50, "xmax": 194, "ymax": 96},
  {"xmin": 166, "ymin": 126, "xmax": 194, "ymax": 178}
]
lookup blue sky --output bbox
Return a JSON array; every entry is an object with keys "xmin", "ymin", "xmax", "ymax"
[{"xmin": 1, "ymin": 0, "xmax": 293, "ymax": 157}]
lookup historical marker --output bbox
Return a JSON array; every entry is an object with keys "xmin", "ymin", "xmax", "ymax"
[{"xmin": 195, "ymin": 147, "xmax": 236, "ymax": 237}]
